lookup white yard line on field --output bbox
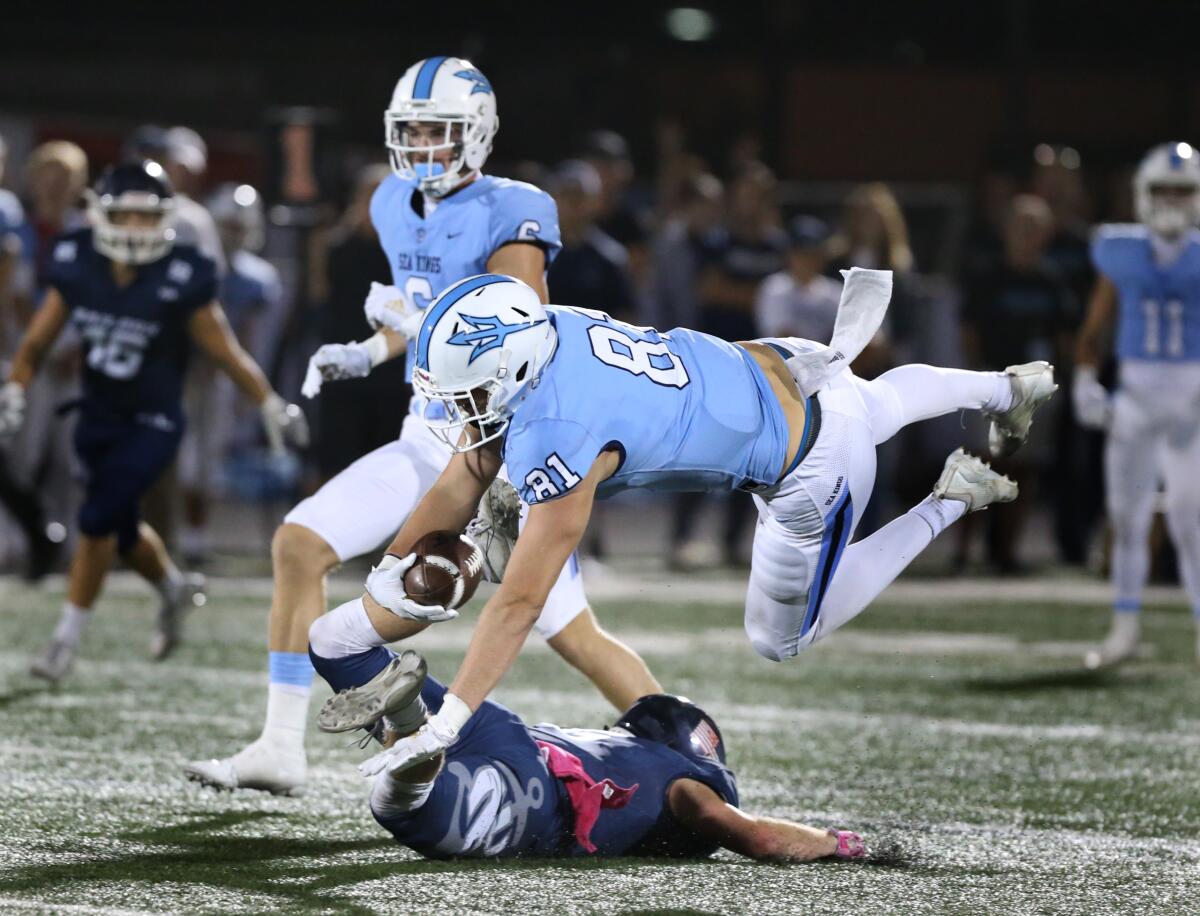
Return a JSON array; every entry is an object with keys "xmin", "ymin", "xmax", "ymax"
[{"xmin": 6, "ymin": 571, "xmax": 1191, "ymax": 609}]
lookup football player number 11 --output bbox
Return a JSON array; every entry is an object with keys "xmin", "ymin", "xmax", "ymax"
[{"xmin": 1142, "ymin": 298, "xmax": 1185, "ymax": 357}]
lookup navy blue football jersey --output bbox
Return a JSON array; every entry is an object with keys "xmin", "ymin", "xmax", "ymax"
[
  {"xmin": 46, "ymin": 228, "xmax": 217, "ymax": 417},
  {"xmin": 373, "ymin": 676, "xmax": 739, "ymax": 859}
]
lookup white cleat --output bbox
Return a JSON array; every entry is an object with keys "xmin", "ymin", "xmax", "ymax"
[
  {"xmin": 184, "ymin": 738, "xmax": 306, "ymax": 797},
  {"xmin": 317, "ymin": 650, "xmax": 427, "ymax": 734},
  {"xmin": 466, "ymin": 476, "xmax": 522, "ymax": 582},
  {"xmin": 933, "ymin": 448, "xmax": 1018, "ymax": 512},
  {"xmin": 1084, "ymin": 614, "xmax": 1141, "ymax": 670},
  {"xmin": 30, "ymin": 638, "xmax": 78, "ymax": 683},
  {"xmin": 150, "ymin": 572, "xmax": 207, "ymax": 661},
  {"xmin": 986, "ymin": 360, "xmax": 1058, "ymax": 458}
]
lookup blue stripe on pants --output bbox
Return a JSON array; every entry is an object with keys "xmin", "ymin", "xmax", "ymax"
[{"xmin": 801, "ymin": 488, "xmax": 854, "ymax": 637}]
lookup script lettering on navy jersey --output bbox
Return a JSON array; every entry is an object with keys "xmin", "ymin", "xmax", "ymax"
[{"xmin": 73, "ymin": 307, "xmax": 160, "ymax": 380}]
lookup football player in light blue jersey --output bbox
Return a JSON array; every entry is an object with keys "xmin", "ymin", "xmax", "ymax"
[
  {"xmin": 1074, "ymin": 142, "xmax": 1200, "ymax": 667},
  {"xmin": 311, "ymin": 271, "xmax": 1057, "ymax": 776},
  {"xmin": 186, "ymin": 57, "xmax": 661, "ymax": 798}
]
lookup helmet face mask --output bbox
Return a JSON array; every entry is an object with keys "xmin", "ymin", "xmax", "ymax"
[
  {"xmin": 87, "ymin": 162, "xmax": 177, "ymax": 266},
  {"xmin": 384, "ymin": 57, "xmax": 499, "ymax": 198},
  {"xmin": 413, "ymin": 369, "xmax": 511, "ymax": 452},
  {"xmin": 1134, "ymin": 142, "xmax": 1200, "ymax": 239}
]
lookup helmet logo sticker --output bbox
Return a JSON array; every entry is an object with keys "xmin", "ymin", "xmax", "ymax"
[
  {"xmin": 447, "ymin": 313, "xmax": 547, "ymax": 365},
  {"xmin": 454, "ymin": 69, "xmax": 493, "ymax": 95}
]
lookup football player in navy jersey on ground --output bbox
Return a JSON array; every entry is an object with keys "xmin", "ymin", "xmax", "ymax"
[
  {"xmin": 307, "ymin": 646, "xmax": 866, "ymax": 863},
  {"xmin": 0, "ymin": 161, "xmax": 307, "ymax": 681}
]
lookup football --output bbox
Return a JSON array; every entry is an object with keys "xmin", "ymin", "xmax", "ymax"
[{"xmin": 402, "ymin": 531, "xmax": 485, "ymax": 609}]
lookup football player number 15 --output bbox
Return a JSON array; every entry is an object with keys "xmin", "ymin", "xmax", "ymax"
[{"xmin": 82, "ymin": 325, "xmax": 146, "ymax": 380}]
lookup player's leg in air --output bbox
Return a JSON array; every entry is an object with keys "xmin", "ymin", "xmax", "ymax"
[{"xmin": 743, "ymin": 356, "xmax": 1056, "ymax": 662}]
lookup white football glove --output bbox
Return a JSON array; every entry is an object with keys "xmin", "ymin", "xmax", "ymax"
[
  {"xmin": 365, "ymin": 553, "xmax": 459, "ymax": 623},
  {"xmin": 358, "ymin": 694, "xmax": 472, "ymax": 777},
  {"xmin": 301, "ymin": 342, "xmax": 372, "ymax": 399},
  {"xmin": 364, "ymin": 282, "xmax": 424, "ymax": 338},
  {"xmin": 260, "ymin": 393, "xmax": 310, "ymax": 455},
  {"xmin": 464, "ymin": 476, "xmax": 522, "ymax": 584},
  {"xmin": 0, "ymin": 382, "xmax": 26, "ymax": 437},
  {"xmin": 1072, "ymin": 367, "xmax": 1111, "ymax": 431}
]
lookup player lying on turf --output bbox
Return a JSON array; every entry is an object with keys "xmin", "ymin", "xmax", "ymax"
[
  {"xmin": 308, "ymin": 268, "xmax": 1057, "ymax": 774},
  {"xmin": 0, "ymin": 161, "xmax": 307, "ymax": 679},
  {"xmin": 186, "ymin": 56, "xmax": 660, "ymax": 798},
  {"xmin": 1074, "ymin": 141, "xmax": 1200, "ymax": 668},
  {"xmin": 307, "ymin": 643, "xmax": 865, "ymax": 861}
]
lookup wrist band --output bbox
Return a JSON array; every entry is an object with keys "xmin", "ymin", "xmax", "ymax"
[{"xmin": 364, "ymin": 332, "xmax": 389, "ymax": 368}]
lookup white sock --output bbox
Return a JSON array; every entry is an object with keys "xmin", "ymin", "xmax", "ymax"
[
  {"xmin": 260, "ymin": 683, "xmax": 310, "ymax": 754},
  {"xmin": 984, "ymin": 373, "xmax": 1014, "ymax": 413},
  {"xmin": 53, "ymin": 603, "xmax": 92, "ymax": 647},
  {"xmin": 154, "ymin": 566, "xmax": 184, "ymax": 601},
  {"xmin": 910, "ymin": 494, "xmax": 968, "ymax": 538}
]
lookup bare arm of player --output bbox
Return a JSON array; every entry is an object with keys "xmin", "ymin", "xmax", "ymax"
[
  {"xmin": 1075, "ymin": 274, "xmax": 1117, "ymax": 370},
  {"xmin": 487, "ymin": 243, "xmax": 549, "ymax": 302},
  {"xmin": 666, "ymin": 779, "xmax": 839, "ymax": 862},
  {"xmin": 446, "ymin": 450, "xmax": 621, "ymax": 711},
  {"xmin": 7, "ymin": 286, "xmax": 70, "ymax": 387},
  {"xmin": 188, "ymin": 301, "xmax": 273, "ymax": 403}
]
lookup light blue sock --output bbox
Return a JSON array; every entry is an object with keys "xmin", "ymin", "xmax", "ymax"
[{"xmin": 269, "ymin": 651, "xmax": 316, "ymax": 696}]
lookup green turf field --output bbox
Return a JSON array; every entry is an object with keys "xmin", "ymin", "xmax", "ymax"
[{"xmin": 1, "ymin": 571, "xmax": 1197, "ymax": 915}]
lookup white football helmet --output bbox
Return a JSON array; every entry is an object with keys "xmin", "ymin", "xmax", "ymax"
[
  {"xmin": 1134, "ymin": 142, "xmax": 1200, "ymax": 238},
  {"xmin": 385, "ymin": 56, "xmax": 499, "ymax": 198},
  {"xmin": 412, "ymin": 274, "xmax": 556, "ymax": 451},
  {"xmin": 207, "ymin": 182, "xmax": 265, "ymax": 252}
]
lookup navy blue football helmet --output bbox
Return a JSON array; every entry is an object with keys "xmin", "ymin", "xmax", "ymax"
[
  {"xmin": 612, "ymin": 694, "xmax": 727, "ymax": 765},
  {"xmin": 86, "ymin": 160, "xmax": 176, "ymax": 265}
]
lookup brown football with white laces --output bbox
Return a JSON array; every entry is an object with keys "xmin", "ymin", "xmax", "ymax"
[{"xmin": 402, "ymin": 531, "xmax": 485, "ymax": 609}]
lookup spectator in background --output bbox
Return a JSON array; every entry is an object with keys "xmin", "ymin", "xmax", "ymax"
[
  {"xmin": 826, "ymin": 183, "xmax": 917, "ymax": 354},
  {"xmin": 1030, "ymin": 144, "xmax": 1103, "ymax": 565},
  {"xmin": 0, "ymin": 133, "xmax": 62, "ymax": 578},
  {"xmin": 581, "ymin": 130, "xmax": 653, "ymax": 300},
  {"xmin": 122, "ymin": 125, "xmax": 223, "ymax": 270},
  {"xmin": 648, "ymin": 171, "xmax": 723, "ymax": 331},
  {"xmin": 310, "ymin": 164, "xmax": 406, "ymax": 482},
  {"xmin": 959, "ymin": 194, "xmax": 1075, "ymax": 572},
  {"xmin": 546, "ymin": 159, "xmax": 635, "ymax": 321},
  {"xmin": 670, "ymin": 161, "xmax": 787, "ymax": 570},
  {"xmin": 754, "ymin": 215, "xmax": 840, "ymax": 342},
  {"xmin": 5, "ymin": 141, "xmax": 91, "ymax": 573},
  {"xmin": 175, "ymin": 183, "xmax": 284, "ymax": 565}
]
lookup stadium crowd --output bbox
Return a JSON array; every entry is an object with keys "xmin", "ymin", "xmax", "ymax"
[{"xmin": 0, "ymin": 123, "xmax": 1141, "ymax": 579}]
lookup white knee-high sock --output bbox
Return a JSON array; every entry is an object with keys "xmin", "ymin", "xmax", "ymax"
[
  {"xmin": 865, "ymin": 365, "xmax": 1011, "ymax": 444},
  {"xmin": 812, "ymin": 497, "xmax": 965, "ymax": 641}
]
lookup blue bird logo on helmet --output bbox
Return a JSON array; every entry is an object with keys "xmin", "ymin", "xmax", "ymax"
[{"xmin": 412, "ymin": 274, "xmax": 556, "ymax": 451}]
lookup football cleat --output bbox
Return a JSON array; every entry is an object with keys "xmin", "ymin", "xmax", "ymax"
[
  {"xmin": 317, "ymin": 650, "xmax": 427, "ymax": 734},
  {"xmin": 29, "ymin": 638, "xmax": 78, "ymax": 683},
  {"xmin": 184, "ymin": 739, "xmax": 306, "ymax": 797},
  {"xmin": 986, "ymin": 361, "xmax": 1058, "ymax": 457},
  {"xmin": 1084, "ymin": 613, "xmax": 1141, "ymax": 670},
  {"xmin": 466, "ymin": 475, "xmax": 521, "ymax": 583},
  {"xmin": 932, "ymin": 448, "xmax": 1018, "ymax": 512},
  {"xmin": 150, "ymin": 572, "xmax": 207, "ymax": 661}
]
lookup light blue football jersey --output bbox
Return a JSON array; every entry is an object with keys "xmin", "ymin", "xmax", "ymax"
[
  {"xmin": 1092, "ymin": 224, "xmax": 1200, "ymax": 362},
  {"xmin": 502, "ymin": 306, "xmax": 791, "ymax": 504},
  {"xmin": 370, "ymin": 173, "xmax": 561, "ymax": 385}
]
